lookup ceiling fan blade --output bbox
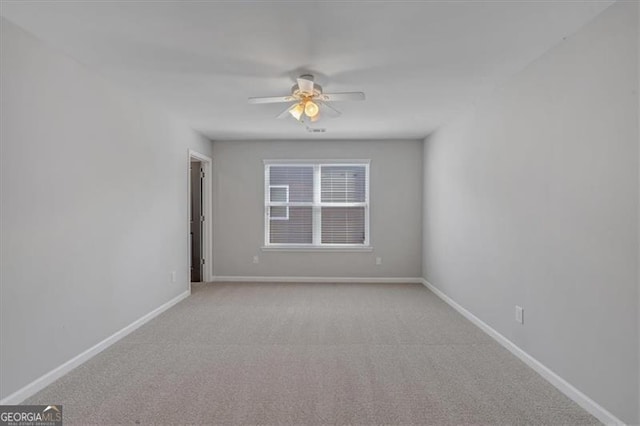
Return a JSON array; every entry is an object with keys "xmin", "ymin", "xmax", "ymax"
[
  {"xmin": 319, "ymin": 92, "xmax": 365, "ymax": 102},
  {"xmin": 297, "ymin": 75, "xmax": 315, "ymax": 94},
  {"xmin": 248, "ymin": 95, "xmax": 295, "ymax": 104},
  {"xmin": 318, "ymin": 101, "xmax": 341, "ymax": 118},
  {"xmin": 276, "ymin": 103, "xmax": 297, "ymax": 119}
]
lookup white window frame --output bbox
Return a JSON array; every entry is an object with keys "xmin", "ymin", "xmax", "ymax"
[
  {"xmin": 268, "ymin": 185, "xmax": 289, "ymax": 220},
  {"xmin": 263, "ymin": 159, "xmax": 371, "ymax": 251}
]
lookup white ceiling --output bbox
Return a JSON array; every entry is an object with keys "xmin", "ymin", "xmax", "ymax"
[{"xmin": 0, "ymin": 1, "xmax": 613, "ymax": 140}]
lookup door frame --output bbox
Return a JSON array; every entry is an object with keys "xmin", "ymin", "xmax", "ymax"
[{"xmin": 188, "ymin": 149, "xmax": 213, "ymax": 283}]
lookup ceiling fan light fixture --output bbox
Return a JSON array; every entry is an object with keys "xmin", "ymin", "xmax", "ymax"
[
  {"xmin": 250, "ymin": 74, "xmax": 364, "ymax": 126},
  {"xmin": 289, "ymin": 102, "xmax": 304, "ymax": 121},
  {"xmin": 304, "ymin": 100, "xmax": 319, "ymax": 118}
]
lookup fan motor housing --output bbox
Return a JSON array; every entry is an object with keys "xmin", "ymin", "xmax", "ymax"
[{"xmin": 292, "ymin": 83, "xmax": 322, "ymax": 99}]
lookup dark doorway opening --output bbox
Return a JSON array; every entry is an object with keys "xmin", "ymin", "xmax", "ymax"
[{"xmin": 190, "ymin": 160, "xmax": 204, "ymax": 282}]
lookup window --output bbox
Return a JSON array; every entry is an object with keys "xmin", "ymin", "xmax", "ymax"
[{"xmin": 264, "ymin": 160, "xmax": 370, "ymax": 248}]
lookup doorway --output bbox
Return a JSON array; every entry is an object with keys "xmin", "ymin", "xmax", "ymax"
[
  {"xmin": 190, "ymin": 160, "xmax": 203, "ymax": 282},
  {"xmin": 188, "ymin": 150, "xmax": 212, "ymax": 284}
]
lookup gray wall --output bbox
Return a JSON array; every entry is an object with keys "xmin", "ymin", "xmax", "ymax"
[
  {"xmin": 0, "ymin": 18, "xmax": 212, "ymax": 399},
  {"xmin": 423, "ymin": 2, "xmax": 638, "ymax": 423},
  {"xmin": 212, "ymin": 139, "xmax": 422, "ymax": 278}
]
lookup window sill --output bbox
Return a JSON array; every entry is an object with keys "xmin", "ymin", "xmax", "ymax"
[{"xmin": 261, "ymin": 245, "xmax": 374, "ymax": 253}]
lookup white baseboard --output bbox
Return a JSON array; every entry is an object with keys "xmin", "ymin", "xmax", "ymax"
[
  {"xmin": 421, "ymin": 279, "xmax": 625, "ymax": 426},
  {"xmin": 0, "ymin": 289, "xmax": 191, "ymax": 405},
  {"xmin": 211, "ymin": 276, "xmax": 424, "ymax": 284}
]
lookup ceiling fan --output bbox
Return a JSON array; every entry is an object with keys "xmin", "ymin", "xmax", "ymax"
[{"xmin": 248, "ymin": 74, "xmax": 365, "ymax": 123}]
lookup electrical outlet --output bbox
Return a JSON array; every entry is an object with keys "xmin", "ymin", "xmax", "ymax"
[
  {"xmin": 253, "ymin": 256, "xmax": 260, "ymax": 264},
  {"xmin": 171, "ymin": 271, "xmax": 177, "ymax": 283},
  {"xmin": 515, "ymin": 305, "xmax": 524, "ymax": 324},
  {"xmin": 375, "ymin": 257, "xmax": 382, "ymax": 265}
]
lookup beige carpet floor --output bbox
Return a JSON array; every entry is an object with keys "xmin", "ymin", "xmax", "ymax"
[{"xmin": 25, "ymin": 282, "xmax": 599, "ymax": 425}]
